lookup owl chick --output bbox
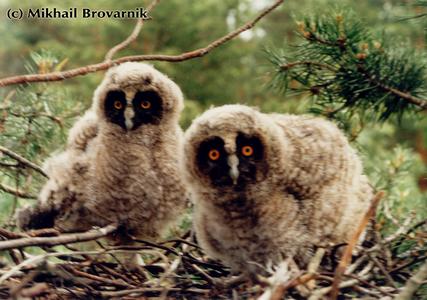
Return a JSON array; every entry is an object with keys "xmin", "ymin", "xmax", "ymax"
[
  {"xmin": 17, "ymin": 62, "xmax": 188, "ymax": 247},
  {"xmin": 183, "ymin": 104, "xmax": 372, "ymax": 276}
]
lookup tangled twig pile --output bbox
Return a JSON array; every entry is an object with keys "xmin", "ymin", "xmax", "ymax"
[{"xmin": 0, "ymin": 212, "xmax": 426, "ymax": 299}]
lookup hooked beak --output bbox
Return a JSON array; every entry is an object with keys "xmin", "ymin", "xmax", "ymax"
[
  {"xmin": 228, "ymin": 154, "xmax": 239, "ymax": 185},
  {"xmin": 124, "ymin": 106, "xmax": 134, "ymax": 130}
]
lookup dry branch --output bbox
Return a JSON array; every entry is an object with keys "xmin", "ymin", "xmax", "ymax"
[
  {"xmin": 0, "ymin": 216, "xmax": 424, "ymax": 299},
  {"xmin": 0, "ymin": 224, "xmax": 117, "ymax": 251},
  {"xmin": 0, "ymin": 0, "xmax": 284, "ymax": 87},
  {"xmin": 57, "ymin": 287, "xmax": 208, "ymax": 298},
  {"xmin": 268, "ymin": 273, "xmax": 317, "ymax": 300},
  {"xmin": 0, "ymin": 183, "xmax": 36, "ymax": 199},
  {"xmin": 0, "ymin": 146, "xmax": 47, "ymax": 178},
  {"xmin": 63, "ymin": 266, "xmax": 136, "ymax": 289},
  {"xmin": 329, "ymin": 191, "xmax": 385, "ymax": 300},
  {"xmin": 104, "ymin": 0, "xmax": 160, "ymax": 61}
]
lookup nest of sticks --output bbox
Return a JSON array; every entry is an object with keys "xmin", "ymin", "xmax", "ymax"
[{"xmin": 0, "ymin": 197, "xmax": 426, "ymax": 299}]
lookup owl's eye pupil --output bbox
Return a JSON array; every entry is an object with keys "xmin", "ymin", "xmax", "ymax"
[
  {"xmin": 141, "ymin": 100, "xmax": 151, "ymax": 109},
  {"xmin": 114, "ymin": 101, "xmax": 123, "ymax": 110},
  {"xmin": 242, "ymin": 145, "xmax": 254, "ymax": 157},
  {"xmin": 208, "ymin": 149, "xmax": 220, "ymax": 161}
]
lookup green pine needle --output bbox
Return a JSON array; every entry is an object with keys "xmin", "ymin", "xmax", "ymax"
[{"xmin": 269, "ymin": 9, "xmax": 427, "ymax": 122}]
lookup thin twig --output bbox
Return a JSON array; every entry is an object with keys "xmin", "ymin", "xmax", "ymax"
[
  {"xmin": 0, "ymin": 228, "xmax": 26, "ymax": 239},
  {"xmin": 357, "ymin": 65, "xmax": 427, "ymax": 109},
  {"xmin": 269, "ymin": 273, "xmax": 317, "ymax": 300},
  {"xmin": 391, "ymin": 255, "xmax": 427, "ymax": 274},
  {"xmin": 384, "ymin": 213, "xmax": 414, "ymax": 243},
  {"xmin": 329, "ymin": 191, "xmax": 385, "ymax": 300},
  {"xmin": 190, "ymin": 263, "xmax": 218, "ymax": 285},
  {"xmin": 0, "ymin": 146, "xmax": 47, "ymax": 178},
  {"xmin": 0, "ymin": 0, "xmax": 284, "ymax": 87},
  {"xmin": 309, "ymin": 274, "xmax": 372, "ymax": 300},
  {"xmin": 0, "ymin": 248, "xmax": 148, "ymax": 284},
  {"xmin": 0, "ymin": 183, "xmax": 36, "ymax": 199},
  {"xmin": 104, "ymin": 0, "xmax": 160, "ymax": 61},
  {"xmin": 380, "ymin": 82, "xmax": 427, "ymax": 109},
  {"xmin": 366, "ymin": 253, "xmax": 397, "ymax": 288},
  {"xmin": 322, "ymin": 271, "xmax": 396, "ymax": 297},
  {"xmin": 63, "ymin": 265, "xmax": 136, "ymax": 288},
  {"xmin": 57, "ymin": 286, "xmax": 208, "ymax": 297},
  {"xmin": 0, "ymin": 224, "xmax": 118, "ymax": 251},
  {"xmin": 8, "ymin": 112, "xmax": 63, "ymax": 127}
]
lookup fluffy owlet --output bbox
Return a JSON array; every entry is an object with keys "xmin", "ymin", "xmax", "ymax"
[
  {"xmin": 17, "ymin": 62, "xmax": 188, "ymax": 248},
  {"xmin": 183, "ymin": 104, "xmax": 372, "ymax": 276}
]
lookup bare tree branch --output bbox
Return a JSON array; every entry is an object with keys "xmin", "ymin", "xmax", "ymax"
[
  {"xmin": 283, "ymin": 61, "xmax": 427, "ymax": 109},
  {"xmin": 0, "ymin": 146, "xmax": 47, "ymax": 178},
  {"xmin": 0, "ymin": 223, "xmax": 118, "ymax": 251},
  {"xmin": 58, "ymin": 286, "xmax": 208, "ymax": 298},
  {"xmin": 329, "ymin": 191, "xmax": 385, "ymax": 300},
  {"xmin": 104, "ymin": 0, "xmax": 160, "ymax": 61},
  {"xmin": 0, "ymin": 0, "xmax": 284, "ymax": 87},
  {"xmin": 0, "ymin": 183, "xmax": 36, "ymax": 199}
]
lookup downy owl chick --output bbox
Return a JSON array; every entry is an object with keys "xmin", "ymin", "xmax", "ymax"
[
  {"xmin": 17, "ymin": 62, "xmax": 188, "ymax": 246},
  {"xmin": 183, "ymin": 104, "xmax": 372, "ymax": 276}
]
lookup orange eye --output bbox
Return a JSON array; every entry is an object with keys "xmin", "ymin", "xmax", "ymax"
[
  {"xmin": 141, "ymin": 100, "xmax": 151, "ymax": 109},
  {"xmin": 241, "ymin": 145, "xmax": 254, "ymax": 157},
  {"xmin": 208, "ymin": 149, "xmax": 220, "ymax": 161},
  {"xmin": 114, "ymin": 101, "xmax": 123, "ymax": 110}
]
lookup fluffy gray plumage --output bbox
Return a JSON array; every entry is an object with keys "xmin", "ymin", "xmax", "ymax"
[
  {"xmin": 183, "ymin": 104, "xmax": 373, "ymax": 276},
  {"xmin": 17, "ymin": 63, "xmax": 188, "ymax": 246}
]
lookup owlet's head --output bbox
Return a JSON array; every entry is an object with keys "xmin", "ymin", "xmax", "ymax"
[
  {"xmin": 92, "ymin": 62, "xmax": 183, "ymax": 132},
  {"xmin": 184, "ymin": 105, "xmax": 279, "ymax": 194}
]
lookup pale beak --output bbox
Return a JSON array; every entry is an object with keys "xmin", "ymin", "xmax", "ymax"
[
  {"xmin": 228, "ymin": 154, "xmax": 239, "ymax": 185},
  {"xmin": 124, "ymin": 106, "xmax": 134, "ymax": 130}
]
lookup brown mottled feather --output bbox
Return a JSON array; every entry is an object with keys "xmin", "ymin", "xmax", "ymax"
[
  {"xmin": 183, "ymin": 105, "xmax": 372, "ymax": 275},
  {"xmin": 17, "ymin": 63, "xmax": 188, "ymax": 248}
]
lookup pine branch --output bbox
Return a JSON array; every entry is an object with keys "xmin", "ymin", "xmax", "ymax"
[
  {"xmin": 270, "ymin": 10, "xmax": 427, "ymax": 120},
  {"xmin": 356, "ymin": 64, "xmax": 427, "ymax": 109},
  {"xmin": 375, "ymin": 82, "xmax": 427, "ymax": 109},
  {"xmin": 0, "ymin": 183, "xmax": 36, "ymax": 199},
  {"xmin": 280, "ymin": 61, "xmax": 337, "ymax": 72},
  {"xmin": 0, "ymin": 146, "xmax": 47, "ymax": 178},
  {"xmin": 398, "ymin": 1, "xmax": 427, "ymax": 21},
  {"xmin": 0, "ymin": 0, "xmax": 284, "ymax": 87}
]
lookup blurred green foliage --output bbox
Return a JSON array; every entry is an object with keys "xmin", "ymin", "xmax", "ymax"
[{"xmin": 0, "ymin": 0, "xmax": 426, "ymax": 240}]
